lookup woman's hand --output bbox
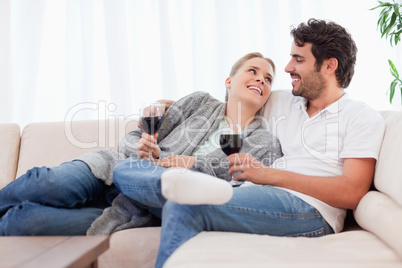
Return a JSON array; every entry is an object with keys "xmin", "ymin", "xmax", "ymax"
[
  {"xmin": 137, "ymin": 133, "xmax": 161, "ymax": 159},
  {"xmin": 156, "ymin": 155, "xmax": 196, "ymax": 169},
  {"xmin": 228, "ymin": 153, "xmax": 273, "ymax": 185}
]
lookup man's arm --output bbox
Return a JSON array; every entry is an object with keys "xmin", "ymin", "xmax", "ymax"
[
  {"xmin": 157, "ymin": 99, "xmax": 174, "ymax": 113},
  {"xmin": 228, "ymin": 154, "xmax": 375, "ymax": 210}
]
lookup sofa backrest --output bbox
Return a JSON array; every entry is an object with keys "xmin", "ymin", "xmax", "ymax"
[
  {"xmin": 16, "ymin": 119, "xmax": 137, "ymax": 178},
  {"xmin": 374, "ymin": 111, "xmax": 402, "ymax": 206},
  {"xmin": 354, "ymin": 110, "xmax": 402, "ymax": 258},
  {"xmin": 0, "ymin": 124, "xmax": 20, "ymax": 189}
]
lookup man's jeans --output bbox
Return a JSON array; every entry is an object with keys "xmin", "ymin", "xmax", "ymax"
[
  {"xmin": 113, "ymin": 158, "xmax": 334, "ymax": 268},
  {"xmin": 0, "ymin": 161, "xmax": 118, "ymax": 235}
]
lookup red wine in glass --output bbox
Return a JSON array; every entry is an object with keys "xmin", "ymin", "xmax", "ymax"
[
  {"xmin": 220, "ymin": 134, "xmax": 243, "ymax": 156},
  {"xmin": 140, "ymin": 102, "xmax": 163, "ymax": 160},
  {"xmin": 140, "ymin": 116, "xmax": 163, "ymax": 136},
  {"xmin": 220, "ymin": 123, "xmax": 244, "ymax": 187}
]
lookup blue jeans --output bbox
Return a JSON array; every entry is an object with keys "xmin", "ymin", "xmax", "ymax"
[
  {"xmin": 0, "ymin": 161, "xmax": 118, "ymax": 235},
  {"xmin": 113, "ymin": 158, "xmax": 334, "ymax": 268}
]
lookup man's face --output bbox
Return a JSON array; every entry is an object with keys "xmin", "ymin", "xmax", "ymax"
[{"xmin": 284, "ymin": 42, "xmax": 325, "ymax": 100}]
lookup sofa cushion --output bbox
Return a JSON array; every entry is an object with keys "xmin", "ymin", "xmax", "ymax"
[
  {"xmin": 0, "ymin": 124, "xmax": 20, "ymax": 189},
  {"xmin": 375, "ymin": 111, "xmax": 402, "ymax": 206},
  {"xmin": 16, "ymin": 119, "xmax": 137, "ymax": 178},
  {"xmin": 164, "ymin": 230, "xmax": 400, "ymax": 268},
  {"xmin": 98, "ymin": 227, "xmax": 161, "ymax": 268}
]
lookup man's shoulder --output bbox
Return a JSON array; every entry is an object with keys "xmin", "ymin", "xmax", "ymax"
[
  {"xmin": 269, "ymin": 90, "xmax": 295, "ymax": 100},
  {"xmin": 340, "ymin": 97, "xmax": 385, "ymax": 132},
  {"xmin": 268, "ymin": 90, "xmax": 304, "ymax": 106},
  {"xmin": 342, "ymin": 97, "xmax": 383, "ymax": 121},
  {"xmin": 265, "ymin": 90, "xmax": 301, "ymax": 118}
]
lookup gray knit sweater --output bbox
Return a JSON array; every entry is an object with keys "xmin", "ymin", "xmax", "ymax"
[{"xmin": 77, "ymin": 91, "xmax": 282, "ymax": 185}]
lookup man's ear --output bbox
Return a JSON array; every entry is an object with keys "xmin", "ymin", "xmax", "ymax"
[
  {"xmin": 225, "ymin": 77, "xmax": 232, "ymax": 89},
  {"xmin": 325, "ymin": 58, "xmax": 338, "ymax": 74}
]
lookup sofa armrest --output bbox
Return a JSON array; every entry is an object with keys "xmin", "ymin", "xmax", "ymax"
[
  {"xmin": 0, "ymin": 124, "xmax": 20, "ymax": 189},
  {"xmin": 354, "ymin": 191, "xmax": 402, "ymax": 259}
]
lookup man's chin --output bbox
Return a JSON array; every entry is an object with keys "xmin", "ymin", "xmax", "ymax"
[{"xmin": 292, "ymin": 88, "xmax": 302, "ymax": 97}]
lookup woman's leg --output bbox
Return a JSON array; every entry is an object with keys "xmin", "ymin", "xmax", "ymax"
[
  {"xmin": 113, "ymin": 158, "xmax": 168, "ymax": 218},
  {"xmin": 0, "ymin": 160, "xmax": 106, "ymax": 215},
  {"xmin": 0, "ymin": 202, "xmax": 104, "ymax": 235},
  {"xmin": 156, "ymin": 185, "xmax": 334, "ymax": 268},
  {"xmin": 0, "ymin": 160, "xmax": 115, "ymax": 235}
]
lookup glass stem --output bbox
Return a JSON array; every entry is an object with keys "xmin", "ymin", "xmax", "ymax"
[{"xmin": 149, "ymin": 134, "xmax": 154, "ymax": 161}]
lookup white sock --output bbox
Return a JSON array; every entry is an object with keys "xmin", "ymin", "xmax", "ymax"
[{"xmin": 161, "ymin": 168, "xmax": 233, "ymax": 205}]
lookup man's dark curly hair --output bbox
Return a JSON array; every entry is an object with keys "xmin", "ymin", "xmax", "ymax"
[{"xmin": 291, "ymin": 18, "xmax": 357, "ymax": 88}]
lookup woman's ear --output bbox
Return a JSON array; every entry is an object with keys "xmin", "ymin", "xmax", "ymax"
[{"xmin": 225, "ymin": 77, "xmax": 232, "ymax": 89}]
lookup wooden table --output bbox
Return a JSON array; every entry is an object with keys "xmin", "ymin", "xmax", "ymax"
[{"xmin": 0, "ymin": 236, "xmax": 109, "ymax": 268}]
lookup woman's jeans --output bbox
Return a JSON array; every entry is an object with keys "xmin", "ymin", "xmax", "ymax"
[
  {"xmin": 0, "ymin": 161, "xmax": 118, "ymax": 235},
  {"xmin": 113, "ymin": 158, "xmax": 334, "ymax": 268}
]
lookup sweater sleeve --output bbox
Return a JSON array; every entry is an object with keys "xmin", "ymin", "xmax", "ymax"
[
  {"xmin": 118, "ymin": 91, "xmax": 217, "ymax": 158},
  {"xmin": 191, "ymin": 149, "xmax": 232, "ymax": 181}
]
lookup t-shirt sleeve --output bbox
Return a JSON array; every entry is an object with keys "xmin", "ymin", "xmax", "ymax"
[{"xmin": 340, "ymin": 107, "xmax": 385, "ymax": 160}]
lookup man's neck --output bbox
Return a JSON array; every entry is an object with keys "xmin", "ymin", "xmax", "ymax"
[{"xmin": 306, "ymin": 87, "xmax": 345, "ymax": 117}]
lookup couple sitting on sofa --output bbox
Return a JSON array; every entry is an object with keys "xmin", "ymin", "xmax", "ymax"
[{"xmin": 0, "ymin": 18, "xmax": 384, "ymax": 268}]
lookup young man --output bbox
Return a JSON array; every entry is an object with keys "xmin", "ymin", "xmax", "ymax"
[{"xmin": 137, "ymin": 19, "xmax": 384, "ymax": 267}]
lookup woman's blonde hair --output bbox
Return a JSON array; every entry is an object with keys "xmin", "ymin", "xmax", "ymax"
[
  {"xmin": 226, "ymin": 52, "xmax": 276, "ymax": 116},
  {"xmin": 229, "ymin": 52, "xmax": 276, "ymax": 78}
]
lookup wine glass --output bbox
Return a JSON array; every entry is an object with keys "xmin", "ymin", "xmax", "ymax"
[
  {"xmin": 220, "ymin": 123, "xmax": 244, "ymax": 187},
  {"xmin": 139, "ymin": 102, "xmax": 163, "ymax": 160}
]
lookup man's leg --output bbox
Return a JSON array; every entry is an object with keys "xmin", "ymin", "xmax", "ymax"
[{"xmin": 156, "ymin": 185, "xmax": 334, "ymax": 267}]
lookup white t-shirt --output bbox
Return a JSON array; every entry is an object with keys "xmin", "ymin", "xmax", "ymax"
[{"xmin": 261, "ymin": 90, "xmax": 385, "ymax": 233}]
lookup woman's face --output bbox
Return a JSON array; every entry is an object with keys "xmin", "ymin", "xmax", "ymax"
[{"xmin": 225, "ymin": 57, "xmax": 274, "ymax": 110}]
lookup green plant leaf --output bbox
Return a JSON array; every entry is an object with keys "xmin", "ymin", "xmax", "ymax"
[
  {"xmin": 384, "ymin": 13, "xmax": 397, "ymax": 37},
  {"xmin": 380, "ymin": 2, "xmax": 393, "ymax": 7},
  {"xmin": 393, "ymin": 3, "xmax": 400, "ymax": 16},
  {"xmin": 389, "ymin": 12, "xmax": 397, "ymax": 29},
  {"xmin": 389, "ymin": 80, "xmax": 397, "ymax": 103},
  {"xmin": 394, "ymin": 34, "xmax": 399, "ymax": 45},
  {"xmin": 389, "ymin": 59, "xmax": 400, "ymax": 78}
]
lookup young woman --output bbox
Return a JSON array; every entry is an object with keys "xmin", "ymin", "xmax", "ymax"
[
  {"xmin": 0, "ymin": 52, "xmax": 281, "ymax": 236},
  {"xmin": 110, "ymin": 52, "xmax": 282, "ymax": 266},
  {"xmin": 117, "ymin": 52, "xmax": 280, "ymax": 180}
]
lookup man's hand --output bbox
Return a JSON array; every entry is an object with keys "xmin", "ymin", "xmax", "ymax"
[
  {"xmin": 227, "ymin": 153, "xmax": 271, "ymax": 184},
  {"xmin": 137, "ymin": 133, "xmax": 161, "ymax": 159},
  {"xmin": 156, "ymin": 155, "xmax": 196, "ymax": 169}
]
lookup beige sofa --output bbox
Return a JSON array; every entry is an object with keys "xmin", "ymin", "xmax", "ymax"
[{"xmin": 1, "ymin": 111, "xmax": 402, "ymax": 267}]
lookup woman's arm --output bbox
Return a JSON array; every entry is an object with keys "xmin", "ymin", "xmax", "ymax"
[{"xmin": 119, "ymin": 92, "xmax": 216, "ymax": 159}]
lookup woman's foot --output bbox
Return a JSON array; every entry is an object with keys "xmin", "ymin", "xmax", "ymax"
[{"xmin": 161, "ymin": 168, "xmax": 233, "ymax": 205}]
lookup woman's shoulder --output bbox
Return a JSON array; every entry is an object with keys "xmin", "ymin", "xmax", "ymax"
[
  {"xmin": 175, "ymin": 91, "xmax": 223, "ymax": 108},
  {"xmin": 182, "ymin": 91, "xmax": 219, "ymax": 102}
]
